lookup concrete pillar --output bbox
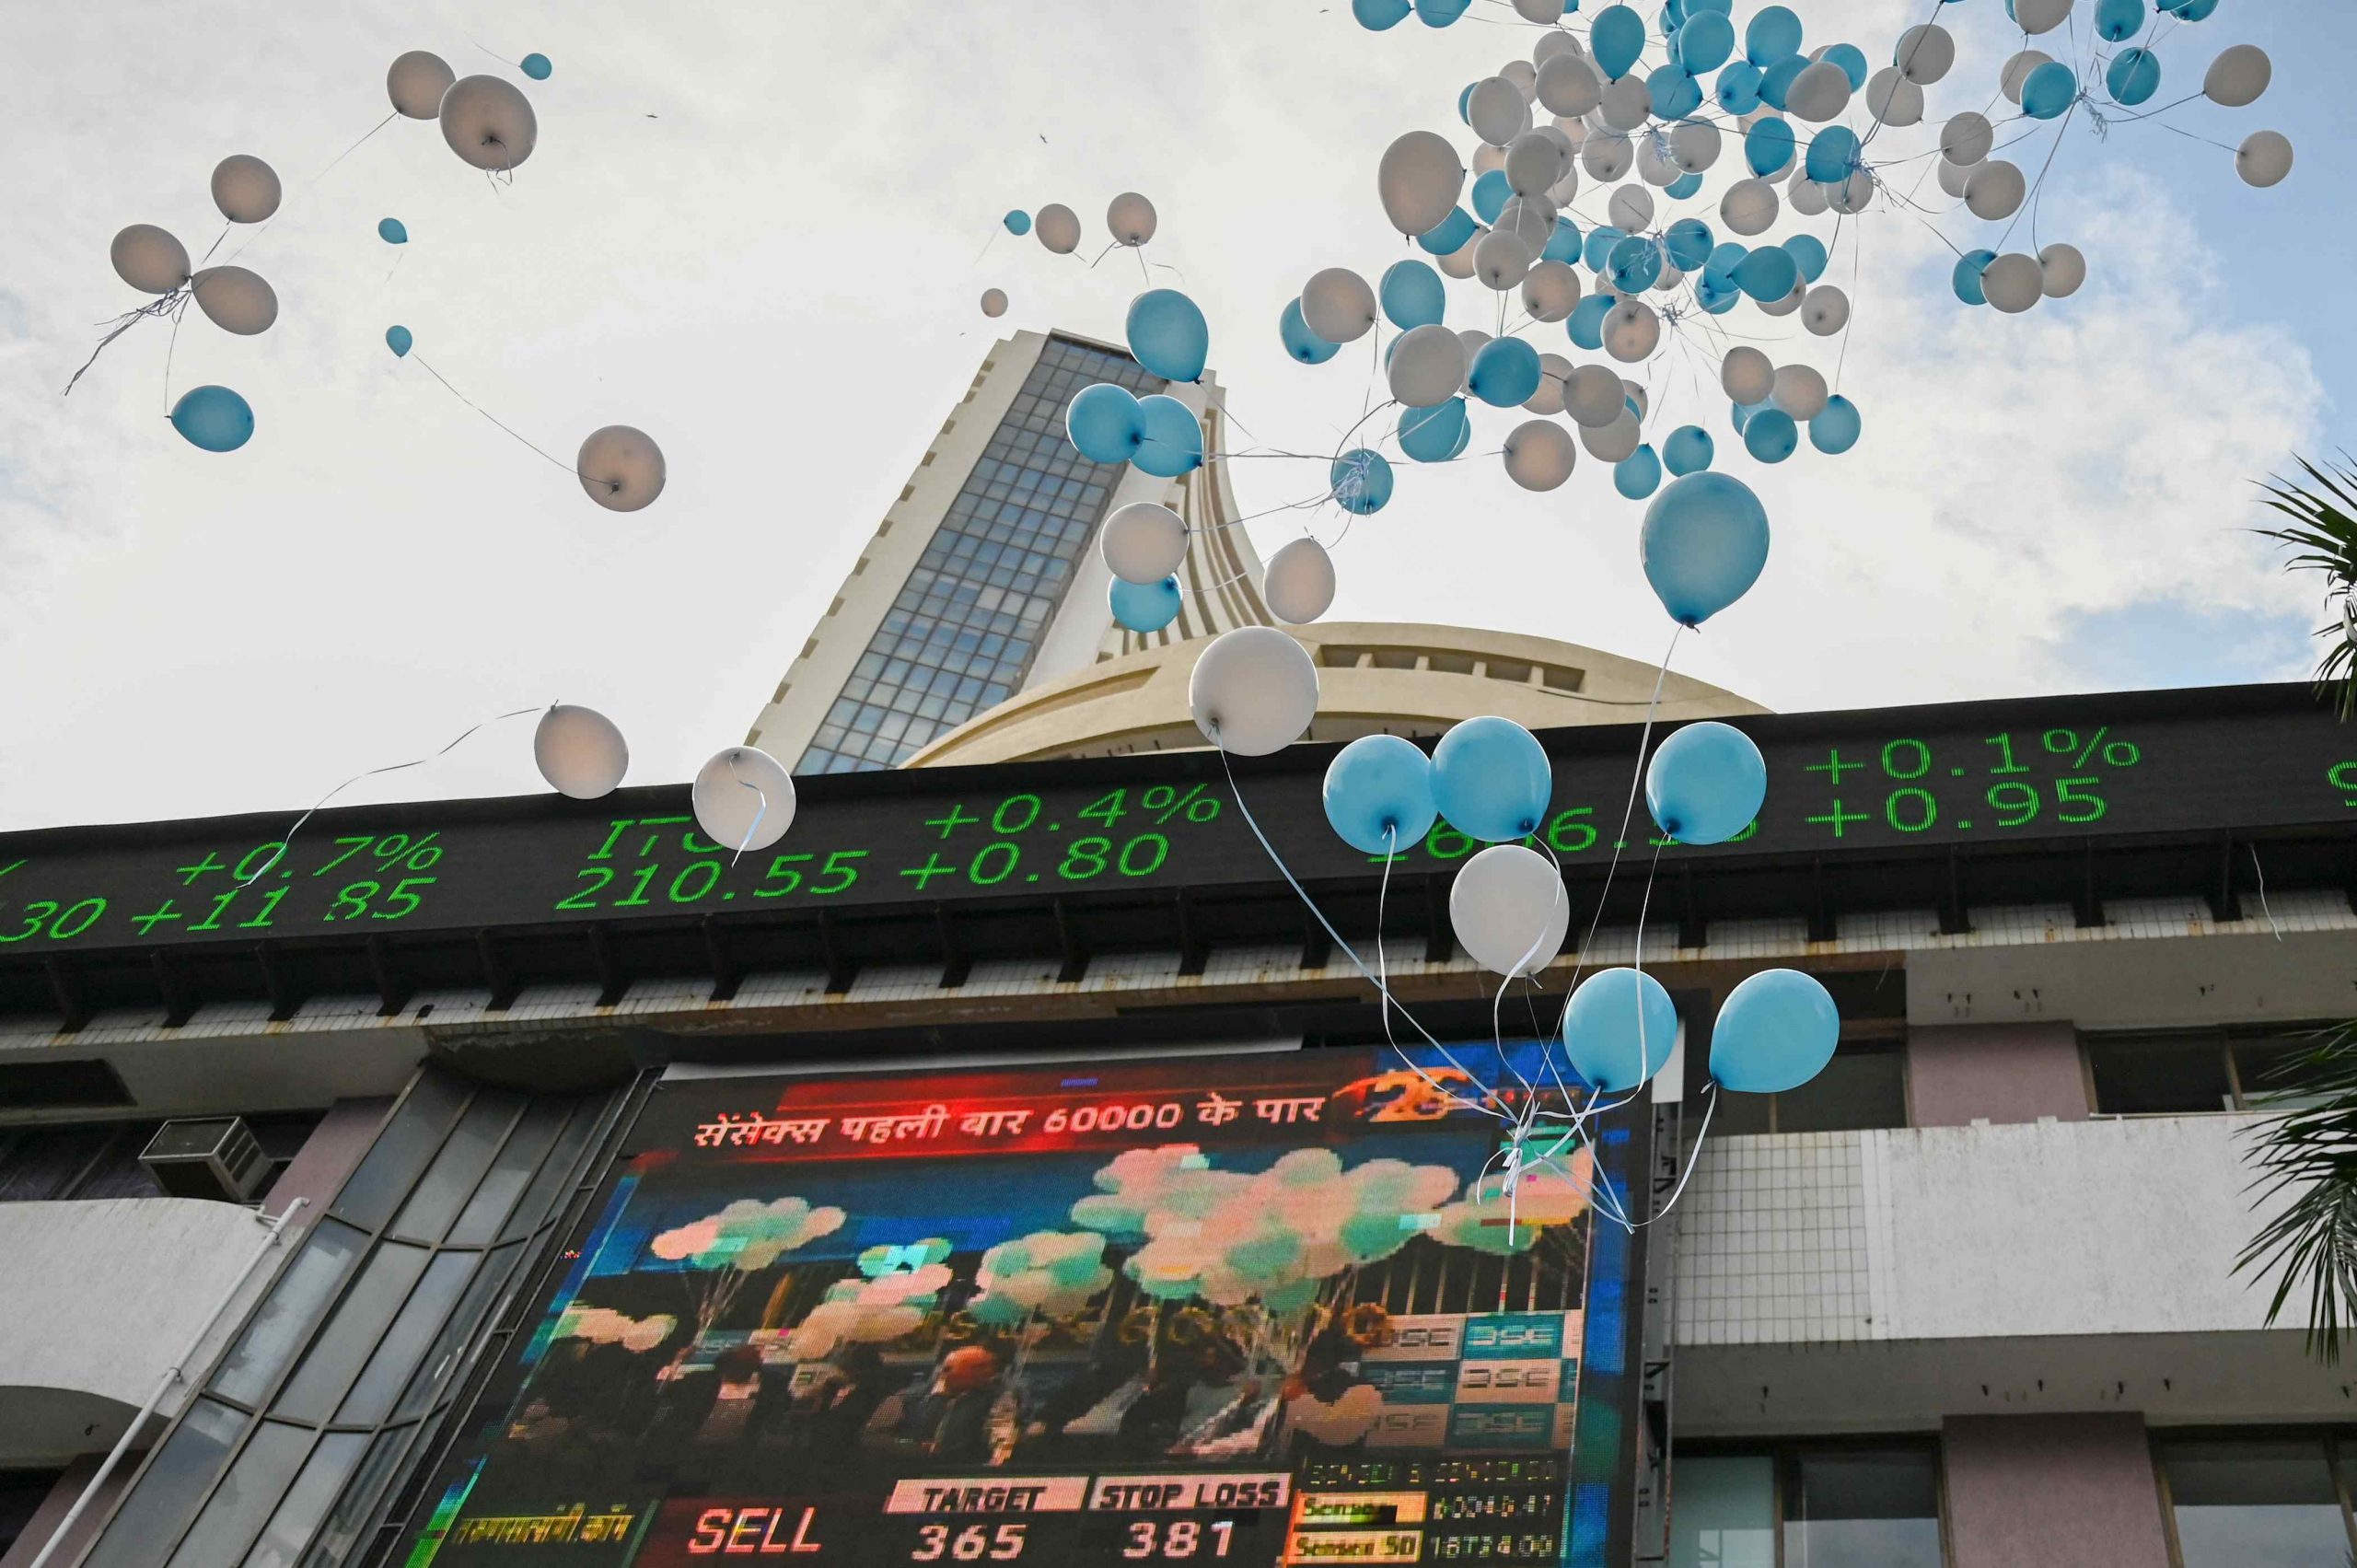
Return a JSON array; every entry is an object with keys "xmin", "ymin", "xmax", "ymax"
[
  {"xmin": 1907, "ymin": 1023, "xmax": 2087, "ymax": 1128},
  {"xmin": 1942, "ymin": 1413, "xmax": 2172, "ymax": 1568}
]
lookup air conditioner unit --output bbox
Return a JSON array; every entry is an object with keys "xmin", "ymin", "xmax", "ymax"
[{"xmin": 140, "ymin": 1117, "xmax": 272, "ymax": 1202}]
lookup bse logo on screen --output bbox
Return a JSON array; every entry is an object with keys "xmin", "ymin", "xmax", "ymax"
[{"xmin": 1447, "ymin": 1407, "xmax": 1552, "ymax": 1449}]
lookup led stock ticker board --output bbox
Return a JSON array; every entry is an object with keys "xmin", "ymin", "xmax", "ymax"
[
  {"xmin": 1, "ymin": 685, "xmax": 2351, "ymax": 957},
  {"xmin": 396, "ymin": 1050, "xmax": 1645, "ymax": 1567}
]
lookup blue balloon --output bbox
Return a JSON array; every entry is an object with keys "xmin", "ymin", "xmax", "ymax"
[
  {"xmin": 1663, "ymin": 424, "xmax": 1713, "ymax": 475},
  {"xmin": 1125, "ymin": 289, "xmax": 1208, "ymax": 382},
  {"xmin": 1615, "ymin": 444, "xmax": 1663, "ymax": 499},
  {"xmin": 1381, "ymin": 259, "xmax": 1446, "ymax": 329},
  {"xmin": 1648, "ymin": 65, "xmax": 1703, "ymax": 120},
  {"xmin": 2107, "ymin": 46, "xmax": 2161, "ymax": 105},
  {"xmin": 1564, "ymin": 969, "xmax": 1678, "ymax": 1092},
  {"xmin": 385, "ymin": 324, "xmax": 412, "ymax": 357},
  {"xmin": 1696, "ymin": 273, "xmax": 1741, "ymax": 313},
  {"xmin": 2021, "ymin": 61, "xmax": 2077, "ymax": 120},
  {"xmin": 168, "ymin": 385, "xmax": 254, "ymax": 453},
  {"xmin": 1646, "ymin": 721, "xmax": 1765, "ymax": 844},
  {"xmin": 1581, "ymin": 225, "xmax": 1627, "ymax": 274},
  {"xmin": 1663, "ymin": 218, "xmax": 1714, "ymax": 273},
  {"xmin": 1819, "ymin": 42, "xmax": 1869, "ymax": 90},
  {"xmin": 1678, "ymin": 9, "xmax": 1736, "ymax": 72},
  {"xmin": 1471, "ymin": 169, "xmax": 1513, "ymax": 225},
  {"xmin": 1591, "ymin": 4, "xmax": 1646, "ymax": 79},
  {"xmin": 1666, "ymin": 171, "xmax": 1705, "ymax": 200},
  {"xmin": 1432, "ymin": 716, "xmax": 1552, "ymax": 842},
  {"xmin": 377, "ymin": 217, "xmax": 408, "ymax": 244},
  {"xmin": 1280, "ymin": 298, "xmax": 1340, "ymax": 364},
  {"xmin": 1332, "ymin": 448, "xmax": 1395, "ymax": 514},
  {"xmin": 1716, "ymin": 59, "xmax": 1764, "ymax": 112},
  {"xmin": 2094, "ymin": 0, "xmax": 2146, "ymax": 41},
  {"xmin": 1469, "ymin": 337, "xmax": 1542, "ymax": 407},
  {"xmin": 1729, "ymin": 399, "xmax": 1762, "ymax": 433},
  {"xmin": 1703, "ymin": 241, "xmax": 1747, "ymax": 282},
  {"xmin": 1742, "ymin": 407, "xmax": 1799, "ymax": 463},
  {"xmin": 1744, "ymin": 116, "xmax": 1796, "ymax": 177},
  {"xmin": 1414, "ymin": 0, "xmax": 1470, "ymax": 24},
  {"xmin": 1109, "ymin": 575, "xmax": 1182, "ymax": 633},
  {"xmin": 1746, "ymin": 5, "xmax": 1803, "ymax": 66},
  {"xmin": 520, "ymin": 52, "xmax": 552, "ymax": 80},
  {"xmin": 1809, "ymin": 395, "xmax": 1863, "ymax": 455},
  {"xmin": 1458, "ymin": 83, "xmax": 1478, "ymax": 125},
  {"xmin": 1324, "ymin": 735, "xmax": 1437, "ymax": 855},
  {"xmin": 1003, "ymin": 210, "xmax": 1032, "ymax": 236},
  {"xmin": 1688, "ymin": 0, "xmax": 1733, "ymax": 12},
  {"xmin": 1067, "ymin": 383, "xmax": 1145, "ymax": 463},
  {"xmin": 1132, "ymin": 394, "xmax": 1202, "ymax": 477},
  {"xmin": 1567, "ymin": 295, "xmax": 1613, "ymax": 351},
  {"xmin": 1952, "ymin": 249, "xmax": 1997, "ymax": 307},
  {"xmin": 1418, "ymin": 207, "xmax": 1478, "ymax": 256},
  {"xmin": 1446, "ymin": 418, "xmax": 1471, "ymax": 461},
  {"xmin": 1542, "ymin": 217, "xmax": 1584, "ymax": 264},
  {"xmin": 1711, "ymin": 969, "xmax": 1840, "ymax": 1093},
  {"xmin": 2159, "ymin": 0, "xmax": 2215, "ymax": 16},
  {"xmin": 1782, "ymin": 232, "xmax": 1829, "ymax": 283},
  {"xmin": 1732, "ymin": 245, "xmax": 1798, "ymax": 302},
  {"xmin": 1804, "ymin": 125, "xmax": 1859, "ymax": 184},
  {"xmin": 1353, "ymin": 0, "xmax": 1412, "ymax": 27},
  {"xmin": 1608, "ymin": 235, "xmax": 1664, "ymax": 294},
  {"xmin": 1641, "ymin": 470, "xmax": 1769, "ymax": 626},
  {"xmin": 1399, "ymin": 399, "xmax": 1468, "ymax": 464},
  {"xmin": 1758, "ymin": 54, "xmax": 1806, "ymax": 110}
]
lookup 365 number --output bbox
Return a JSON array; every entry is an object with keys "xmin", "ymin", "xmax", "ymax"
[{"xmin": 911, "ymin": 1524, "xmax": 1025, "ymax": 1561}]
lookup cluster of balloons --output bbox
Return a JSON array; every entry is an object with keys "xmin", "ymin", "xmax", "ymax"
[
  {"xmin": 533, "ymin": 703, "xmax": 802, "ymax": 860},
  {"xmin": 981, "ymin": 192, "xmax": 1162, "ymax": 319}
]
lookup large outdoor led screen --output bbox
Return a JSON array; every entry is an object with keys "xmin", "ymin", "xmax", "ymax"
[{"xmin": 396, "ymin": 1048, "xmax": 1644, "ymax": 1567}]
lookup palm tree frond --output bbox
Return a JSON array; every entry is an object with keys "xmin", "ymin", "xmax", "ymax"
[
  {"xmin": 2237, "ymin": 1022, "xmax": 2357, "ymax": 1363},
  {"xmin": 2251, "ymin": 455, "xmax": 2357, "ymax": 719}
]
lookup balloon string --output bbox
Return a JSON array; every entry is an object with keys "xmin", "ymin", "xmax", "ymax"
[
  {"xmin": 409, "ymin": 356, "xmax": 579, "ymax": 477},
  {"xmin": 223, "ymin": 113, "xmax": 396, "ymax": 268},
  {"xmin": 240, "ymin": 705, "xmax": 544, "ymax": 884},
  {"xmin": 723, "ymin": 752, "xmax": 769, "ymax": 865},
  {"xmin": 195, "ymin": 223, "xmax": 232, "ymax": 267},
  {"xmin": 161, "ymin": 296, "xmax": 187, "ymax": 415}
]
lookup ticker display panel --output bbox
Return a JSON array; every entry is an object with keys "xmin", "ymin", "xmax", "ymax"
[
  {"xmin": 3, "ymin": 686, "xmax": 2349, "ymax": 957},
  {"xmin": 394, "ymin": 1050, "xmax": 1645, "ymax": 1567}
]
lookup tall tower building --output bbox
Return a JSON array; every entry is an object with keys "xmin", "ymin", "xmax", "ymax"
[{"xmin": 747, "ymin": 331, "xmax": 1270, "ymax": 774}]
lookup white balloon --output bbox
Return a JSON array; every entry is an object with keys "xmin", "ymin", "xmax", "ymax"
[
  {"xmin": 1302, "ymin": 267, "xmax": 1376, "ymax": 343},
  {"xmin": 1581, "ymin": 411, "xmax": 1641, "ymax": 463},
  {"xmin": 1940, "ymin": 111, "xmax": 1994, "ymax": 168},
  {"xmin": 439, "ymin": 75, "xmax": 538, "ymax": 171},
  {"xmin": 1981, "ymin": 252, "xmax": 2044, "ymax": 314},
  {"xmin": 2000, "ymin": 51, "xmax": 2052, "ymax": 106},
  {"xmin": 1826, "ymin": 169, "xmax": 1875, "ymax": 215},
  {"xmin": 190, "ymin": 266, "xmax": 277, "ymax": 335},
  {"xmin": 2236, "ymin": 130, "xmax": 2293, "ymax": 189},
  {"xmin": 1758, "ymin": 278, "xmax": 1807, "ymax": 317},
  {"xmin": 1474, "ymin": 230, "xmax": 1535, "ymax": 290},
  {"xmin": 2205, "ymin": 45, "xmax": 2271, "ymax": 109},
  {"xmin": 1785, "ymin": 61, "xmax": 1852, "ymax": 122},
  {"xmin": 1190, "ymin": 626, "xmax": 1318, "ymax": 756},
  {"xmin": 1503, "ymin": 419, "xmax": 1578, "ymax": 491},
  {"xmin": 1895, "ymin": 23, "xmax": 1955, "ymax": 85},
  {"xmin": 1469, "ymin": 76, "xmax": 1532, "ymax": 147},
  {"xmin": 1635, "ymin": 134, "xmax": 1682, "ymax": 188},
  {"xmin": 1603, "ymin": 298, "xmax": 1658, "ymax": 362},
  {"xmin": 1652, "ymin": 261, "xmax": 1685, "ymax": 294},
  {"xmin": 2038, "ymin": 242, "xmax": 2087, "ymax": 297},
  {"xmin": 693, "ymin": 747, "xmax": 795, "ymax": 854},
  {"xmin": 1620, "ymin": 380, "xmax": 1648, "ymax": 422},
  {"xmin": 1473, "ymin": 143, "xmax": 1508, "ymax": 177},
  {"xmin": 1771, "ymin": 364, "xmax": 1829, "ymax": 420},
  {"xmin": 1525, "ymin": 353, "xmax": 1573, "ymax": 414},
  {"xmin": 1521, "ymin": 260, "xmax": 1583, "ymax": 322},
  {"xmin": 1457, "ymin": 329, "xmax": 1494, "ymax": 368},
  {"xmin": 1564, "ymin": 365, "xmax": 1627, "ymax": 428},
  {"xmin": 1450, "ymin": 844, "xmax": 1570, "ymax": 977},
  {"xmin": 1935, "ymin": 157, "xmax": 1975, "ymax": 198},
  {"xmin": 1495, "ymin": 195, "xmax": 1555, "ymax": 253},
  {"xmin": 1533, "ymin": 30, "xmax": 1581, "ymax": 64},
  {"xmin": 110, "ymin": 224, "xmax": 189, "ymax": 294},
  {"xmin": 980, "ymin": 287, "xmax": 1008, "ymax": 318},
  {"xmin": 1437, "ymin": 231, "xmax": 1481, "ymax": 281},
  {"xmin": 1388, "ymin": 323, "xmax": 1470, "ymax": 408},
  {"xmin": 535, "ymin": 705, "xmax": 628, "ymax": 799},
  {"xmin": 1721, "ymin": 346, "xmax": 1774, "ymax": 404},
  {"xmin": 2013, "ymin": 0, "xmax": 2073, "ymax": 35},
  {"xmin": 1598, "ymin": 75, "xmax": 1652, "ymax": 132},
  {"xmin": 210, "ymin": 155, "xmax": 281, "ymax": 224},
  {"xmin": 1802, "ymin": 285, "xmax": 1850, "ymax": 337},
  {"xmin": 1378, "ymin": 131, "xmax": 1467, "ymax": 238},
  {"xmin": 1606, "ymin": 187, "xmax": 1655, "ymax": 235},
  {"xmin": 1101, "ymin": 502, "xmax": 1188, "ymax": 583},
  {"xmin": 1106, "ymin": 192, "xmax": 1157, "ymax": 246},
  {"xmin": 1965, "ymin": 160, "xmax": 2026, "ymax": 221},
  {"xmin": 1788, "ymin": 168, "xmax": 1831, "ymax": 216},
  {"xmin": 1581, "ymin": 130, "xmax": 1633, "ymax": 181},
  {"xmin": 1502, "ymin": 60, "xmax": 1538, "ymax": 99},
  {"xmin": 1504, "ymin": 130, "xmax": 1566, "ymax": 197},
  {"xmin": 1668, "ymin": 119, "xmax": 1721, "ymax": 173},
  {"xmin": 576, "ymin": 425, "xmax": 667, "ymax": 512},
  {"xmin": 1035, "ymin": 203, "xmax": 1082, "ymax": 254},
  {"xmin": 1514, "ymin": 0, "xmax": 1565, "ymax": 21},
  {"xmin": 1721, "ymin": 178, "xmax": 1779, "ymax": 236},
  {"xmin": 386, "ymin": 50, "xmax": 455, "ymax": 119},
  {"xmin": 1265, "ymin": 538, "xmax": 1337, "ymax": 625},
  {"xmin": 1536, "ymin": 52, "xmax": 1601, "ymax": 117},
  {"xmin": 1865, "ymin": 67, "xmax": 1924, "ymax": 127},
  {"xmin": 1552, "ymin": 113, "xmax": 1590, "ymax": 149}
]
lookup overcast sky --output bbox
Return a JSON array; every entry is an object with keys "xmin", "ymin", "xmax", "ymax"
[{"xmin": 2, "ymin": 0, "xmax": 2344, "ymax": 830}]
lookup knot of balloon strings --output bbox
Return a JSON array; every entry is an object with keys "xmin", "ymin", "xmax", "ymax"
[{"xmin": 726, "ymin": 752, "xmax": 768, "ymax": 865}]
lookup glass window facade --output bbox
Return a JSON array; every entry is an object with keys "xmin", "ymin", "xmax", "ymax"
[
  {"xmin": 1709, "ymin": 1041, "xmax": 1910, "ymax": 1136},
  {"xmin": 797, "ymin": 337, "xmax": 1166, "ymax": 775},
  {"xmin": 2158, "ymin": 1434, "xmax": 2357, "ymax": 1567},
  {"xmin": 1670, "ymin": 1443, "xmax": 1943, "ymax": 1568},
  {"xmin": 2087, "ymin": 1028, "xmax": 2335, "ymax": 1116}
]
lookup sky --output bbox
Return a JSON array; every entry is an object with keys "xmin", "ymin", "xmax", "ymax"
[{"xmin": 1, "ymin": 0, "xmax": 2348, "ymax": 830}]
